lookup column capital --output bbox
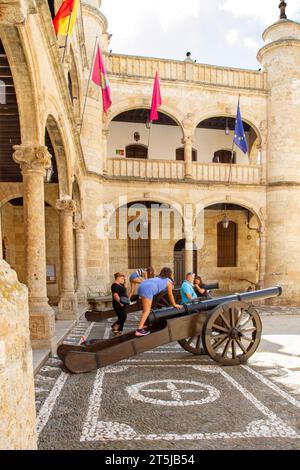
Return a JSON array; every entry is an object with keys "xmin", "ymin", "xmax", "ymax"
[
  {"xmin": 56, "ymin": 198, "xmax": 77, "ymax": 214},
  {"xmin": 182, "ymin": 135, "xmax": 193, "ymax": 145},
  {"xmin": 73, "ymin": 219, "xmax": 86, "ymax": 231},
  {"xmin": 13, "ymin": 145, "xmax": 51, "ymax": 175}
]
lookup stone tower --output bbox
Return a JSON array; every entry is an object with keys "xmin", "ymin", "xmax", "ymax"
[{"xmin": 258, "ymin": 5, "xmax": 300, "ymax": 304}]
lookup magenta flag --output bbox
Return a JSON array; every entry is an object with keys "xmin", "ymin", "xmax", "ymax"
[
  {"xmin": 91, "ymin": 44, "xmax": 112, "ymax": 113},
  {"xmin": 149, "ymin": 72, "xmax": 162, "ymax": 122}
]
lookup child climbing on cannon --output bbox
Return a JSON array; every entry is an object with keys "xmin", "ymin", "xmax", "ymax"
[
  {"xmin": 135, "ymin": 267, "xmax": 181, "ymax": 337},
  {"xmin": 128, "ymin": 267, "xmax": 154, "ymax": 300}
]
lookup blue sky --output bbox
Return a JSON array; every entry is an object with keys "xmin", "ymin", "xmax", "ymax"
[{"xmin": 102, "ymin": 0, "xmax": 300, "ymax": 70}]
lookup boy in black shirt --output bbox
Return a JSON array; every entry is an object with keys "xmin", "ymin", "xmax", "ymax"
[{"xmin": 111, "ymin": 273, "xmax": 129, "ymax": 335}]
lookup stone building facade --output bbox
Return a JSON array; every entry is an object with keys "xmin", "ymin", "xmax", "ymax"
[{"xmin": 0, "ymin": 0, "xmax": 299, "ymax": 361}]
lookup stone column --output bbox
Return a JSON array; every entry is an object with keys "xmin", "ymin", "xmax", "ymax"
[
  {"xmin": 74, "ymin": 219, "xmax": 87, "ymax": 303},
  {"xmin": 13, "ymin": 145, "xmax": 55, "ymax": 351},
  {"xmin": 56, "ymin": 199, "xmax": 78, "ymax": 320},
  {"xmin": 183, "ymin": 136, "xmax": 193, "ymax": 179},
  {"xmin": 184, "ymin": 205, "xmax": 194, "ymax": 274},
  {"xmin": 182, "ymin": 114, "xmax": 195, "ymax": 180}
]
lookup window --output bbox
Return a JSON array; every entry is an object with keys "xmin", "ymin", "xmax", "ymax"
[
  {"xmin": 217, "ymin": 221, "xmax": 237, "ymax": 267},
  {"xmin": 213, "ymin": 150, "xmax": 236, "ymax": 164},
  {"xmin": 128, "ymin": 223, "xmax": 151, "ymax": 268},
  {"xmin": 176, "ymin": 147, "xmax": 197, "ymax": 162},
  {"xmin": 126, "ymin": 145, "xmax": 148, "ymax": 159},
  {"xmin": 48, "ymin": 0, "xmax": 56, "ymax": 19}
]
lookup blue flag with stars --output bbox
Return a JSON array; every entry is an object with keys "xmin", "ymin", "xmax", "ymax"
[{"xmin": 234, "ymin": 101, "xmax": 248, "ymax": 154}]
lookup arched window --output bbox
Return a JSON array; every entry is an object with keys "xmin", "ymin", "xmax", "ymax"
[
  {"xmin": 213, "ymin": 150, "xmax": 236, "ymax": 164},
  {"xmin": 126, "ymin": 145, "xmax": 148, "ymax": 159},
  {"xmin": 217, "ymin": 221, "xmax": 237, "ymax": 267},
  {"xmin": 176, "ymin": 147, "xmax": 197, "ymax": 162}
]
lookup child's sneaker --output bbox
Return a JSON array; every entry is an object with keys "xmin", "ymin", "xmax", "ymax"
[{"xmin": 135, "ymin": 328, "xmax": 150, "ymax": 337}]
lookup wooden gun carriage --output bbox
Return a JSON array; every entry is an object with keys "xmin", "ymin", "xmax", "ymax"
[
  {"xmin": 85, "ymin": 283, "xmax": 220, "ymax": 322},
  {"xmin": 57, "ymin": 286, "xmax": 282, "ymax": 374}
]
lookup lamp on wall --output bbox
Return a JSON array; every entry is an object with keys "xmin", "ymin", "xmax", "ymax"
[
  {"xmin": 225, "ymin": 118, "xmax": 230, "ymax": 136},
  {"xmin": 134, "ymin": 132, "xmax": 140, "ymax": 142},
  {"xmin": 222, "ymin": 204, "xmax": 230, "ymax": 230},
  {"xmin": 45, "ymin": 164, "xmax": 53, "ymax": 183}
]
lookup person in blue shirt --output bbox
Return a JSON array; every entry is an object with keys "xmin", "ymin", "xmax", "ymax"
[
  {"xmin": 181, "ymin": 272, "xmax": 198, "ymax": 304},
  {"xmin": 136, "ymin": 267, "xmax": 181, "ymax": 337}
]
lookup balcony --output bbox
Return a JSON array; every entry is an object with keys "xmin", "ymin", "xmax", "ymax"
[
  {"xmin": 106, "ymin": 54, "xmax": 267, "ymax": 92},
  {"xmin": 106, "ymin": 158, "xmax": 262, "ymax": 185}
]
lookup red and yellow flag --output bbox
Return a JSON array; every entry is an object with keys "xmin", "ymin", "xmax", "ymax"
[{"xmin": 53, "ymin": 0, "xmax": 79, "ymax": 36}]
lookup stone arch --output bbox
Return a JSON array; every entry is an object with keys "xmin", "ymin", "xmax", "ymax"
[
  {"xmin": 0, "ymin": 25, "xmax": 39, "ymax": 143},
  {"xmin": 106, "ymin": 191, "xmax": 184, "ymax": 217},
  {"xmin": 195, "ymin": 113, "xmax": 262, "ymax": 147},
  {"xmin": 0, "ymin": 186, "xmax": 23, "ymax": 209},
  {"xmin": 44, "ymin": 114, "xmax": 72, "ymax": 198},
  {"xmin": 105, "ymin": 100, "xmax": 184, "ymax": 136},
  {"xmin": 198, "ymin": 196, "xmax": 264, "ymax": 228}
]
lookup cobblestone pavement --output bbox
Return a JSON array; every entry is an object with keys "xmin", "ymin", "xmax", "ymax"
[{"xmin": 36, "ymin": 307, "xmax": 300, "ymax": 450}]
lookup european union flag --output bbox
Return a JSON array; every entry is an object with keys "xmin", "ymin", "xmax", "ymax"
[{"xmin": 234, "ymin": 101, "xmax": 248, "ymax": 154}]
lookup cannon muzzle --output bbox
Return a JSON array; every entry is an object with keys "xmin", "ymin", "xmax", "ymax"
[
  {"xmin": 201, "ymin": 282, "xmax": 219, "ymax": 291},
  {"xmin": 148, "ymin": 286, "xmax": 282, "ymax": 323}
]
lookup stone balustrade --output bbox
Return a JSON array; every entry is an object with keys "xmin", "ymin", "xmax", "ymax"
[
  {"xmin": 107, "ymin": 158, "xmax": 262, "ymax": 184},
  {"xmin": 106, "ymin": 54, "xmax": 267, "ymax": 91}
]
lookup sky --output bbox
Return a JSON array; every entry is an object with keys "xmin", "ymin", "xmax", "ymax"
[{"xmin": 101, "ymin": 0, "xmax": 300, "ymax": 70}]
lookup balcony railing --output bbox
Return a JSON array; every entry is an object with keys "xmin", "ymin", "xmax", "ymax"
[
  {"xmin": 106, "ymin": 54, "xmax": 267, "ymax": 92},
  {"xmin": 107, "ymin": 158, "xmax": 262, "ymax": 185}
]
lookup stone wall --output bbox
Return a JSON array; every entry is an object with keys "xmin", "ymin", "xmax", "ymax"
[{"xmin": 0, "ymin": 260, "xmax": 37, "ymax": 450}]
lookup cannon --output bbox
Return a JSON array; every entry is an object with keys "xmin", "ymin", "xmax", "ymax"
[
  {"xmin": 85, "ymin": 283, "xmax": 220, "ymax": 322},
  {"xmin": 57, "ymin": 286, "xmax": 281, "ymax": 374}
]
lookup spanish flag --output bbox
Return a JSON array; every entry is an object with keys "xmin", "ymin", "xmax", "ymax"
[{"xmin": 53, "ymin": 0, "xmax": 79, "ymax": 36}]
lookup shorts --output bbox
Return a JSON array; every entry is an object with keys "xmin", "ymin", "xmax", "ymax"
[
  {"xmin": 138, "ymin": 283, "xmax": 157, "ymax": 300},
  {"xmin": 130, "ymin": 272, "xmax": 140, "ymax": 282}
]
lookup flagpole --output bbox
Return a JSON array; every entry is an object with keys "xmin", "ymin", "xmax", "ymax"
[
  {"xmin": 61, "ymin": 12, "xmax": 73, "ymax": 64},
  {"xmin": 147, "ymin": 121, "xmax": 152, "ymax": 159},
  {"xmin": 80, "ymin": 36, "xmax": 98, "ymax": 133},
  {"xmin": 228, "ymin": 95, "xmax": 240, "ymax": 186}
]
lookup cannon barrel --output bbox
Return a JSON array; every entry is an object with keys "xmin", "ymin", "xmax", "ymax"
[
  {"xmin": 148, "ymin": 286, "xmax": 282, "ymax": 323},
  {"xmin": 201, "ymin": 282, "xmax": 219, "ymax": 291}
]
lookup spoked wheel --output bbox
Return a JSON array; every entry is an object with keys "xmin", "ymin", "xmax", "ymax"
[
  {"xmin": 178, "ymin": 336, "xmax": 206, "ymax": 356},
  {"xmin": 202, "ymin": 301, "xmax": 262, "ymax": 366}
]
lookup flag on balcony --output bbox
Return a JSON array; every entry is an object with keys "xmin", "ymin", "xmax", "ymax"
[
  {"xmin": 91, "ymin": 43, "xmax": 112, "ymax": 113},
  {"xmin": 148, "ymin": 72, "xmax": 162, "ymax": 122},
  {"xmin": 53, "ymin": 0, "xmax": 79, "ymax": 36},
  {"xmin": 233, "ymin": 100, "xmax": 248, "ymax": 154}
]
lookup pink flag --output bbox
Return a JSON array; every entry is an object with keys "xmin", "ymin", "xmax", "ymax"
[
  {"xmin": 149, "ymin": 72, "xmax": 162, "ymax": 122},
  {"xmin": 91, "ymin": 44, "xmax": 112, "ymax": 113}
]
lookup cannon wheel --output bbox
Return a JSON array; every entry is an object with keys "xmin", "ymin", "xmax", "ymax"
[
  {"xmin": 178, "ymin": 336, "xmax": 206, "ymax": 356},
  {"xmin": 202, "ymin": 301, "xmax": 262, "ymax": 366}
]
